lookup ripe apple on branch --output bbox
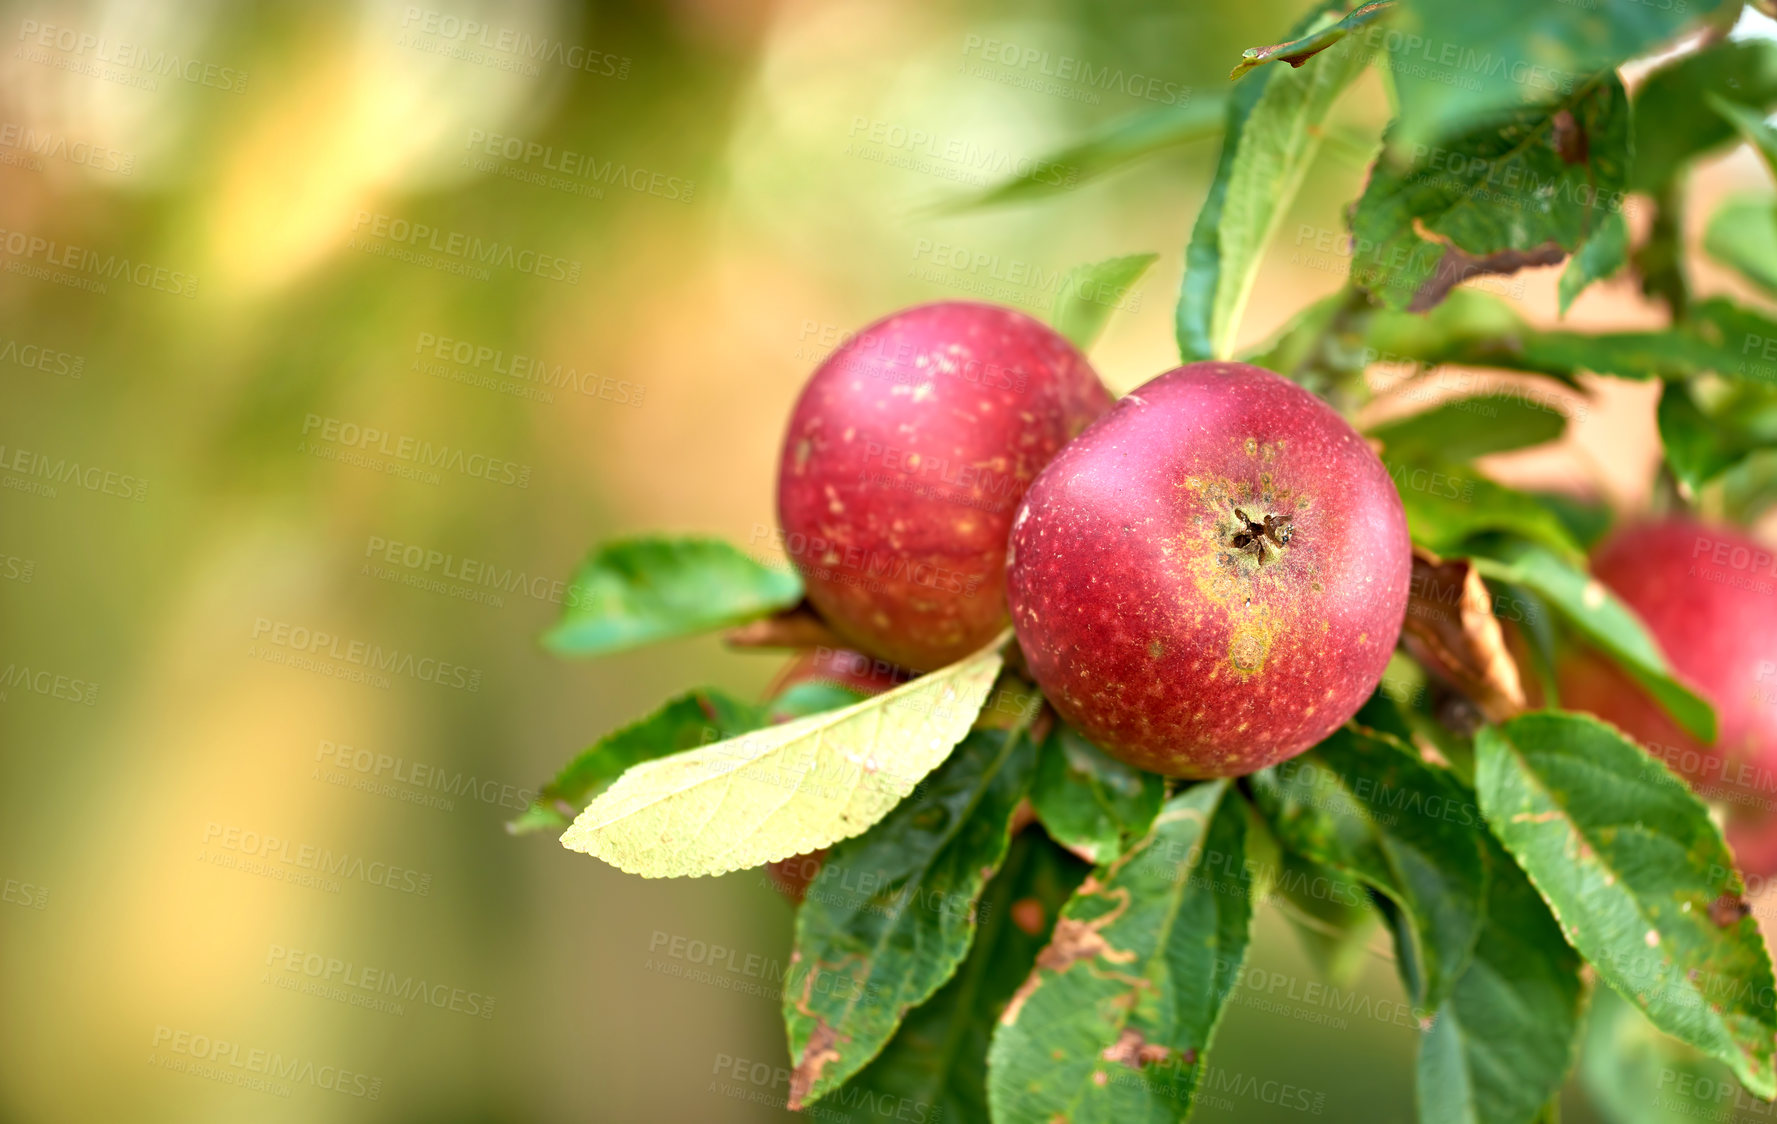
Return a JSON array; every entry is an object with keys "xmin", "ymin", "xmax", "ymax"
[{"xmin": 513, "ymin": 2, "xmax": 1777, "ymax": 1121}]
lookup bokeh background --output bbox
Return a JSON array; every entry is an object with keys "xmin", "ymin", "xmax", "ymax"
[{"xmin": 4, "ymin": 1, "xmax": 1776, "ymax": 1121}]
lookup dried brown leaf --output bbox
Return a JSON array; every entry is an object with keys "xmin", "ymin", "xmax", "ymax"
[{"xmin": 1400, "ymin": 547, "xmax": 1528, "ymax": 723}]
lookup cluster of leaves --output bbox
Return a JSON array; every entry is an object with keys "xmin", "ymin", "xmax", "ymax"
[{"xmin": 515, "ymin": 3, "xmax": 1777, "ymax": 1122}]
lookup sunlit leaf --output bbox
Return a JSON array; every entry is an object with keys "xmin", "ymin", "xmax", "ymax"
[
  {"xmin": 509, "ymin": 688, "xmax": 767, "ymax": 835},
  {"xmin": 560, "ymin": 633, "xmax": 1006, "ymax": 877}
]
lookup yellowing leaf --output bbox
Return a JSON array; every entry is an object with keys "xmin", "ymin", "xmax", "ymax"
[{"xmin": 559, "ymin": 632, "xmax": 1009, "ymax": 878}]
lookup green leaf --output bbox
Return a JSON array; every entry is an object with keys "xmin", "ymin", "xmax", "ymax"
[
  {"xmin": 1704, "ymin": 195, "xmax": 1777, "ymax": 299},
  {"xmin": 785, "ymin": 722, "xmax": 1041, "ymax": 1109},
  {"xmin": 1476, "ymin": 712, "xmax": 1777, "ymax": 1099},
  {"xmin": 987, "ymin": 781, "xmax": 1254, "ymax": 1124},
  {"xmin": 1250, "ymin": 727, "xmax": 1485, "ymax": 1011},
  {"xmin": 1364, "ymin": 290, "xmax": 1542, "ymax": 373},
  {"xmin": 1508, "ymin": 328, "xmax": 1731, "ymax": 384},
  {"xmin": 1468, "ymin": 540, "xmax": 1717, "ymax": 745},
  {"xmin": 509, "ymin": 688, "xmax": 767, "ymax": 835},
  {"xmin": 1580, "ymin": 986, "xmax": 1757, "ymax": 1124},
  {"xmin": 1177, "ymin": 0, "xmax": 1347, "ymax": 361},
  {"xmin": 1691, "ymin": 296, "xmax": 1777, "ymax": 387},
  {"xmin": 559, "ymin": 633, "xmax": 1006, "ymax": 877},
  {"xmin": 1270, "ymin": 850, "xmax": 1378, "ymax": 985},
  {"xmin": 1389, "ymin": 0, "xmax": 1732, "ymax": 148},
  {"xmin": 951, "ymin": 98, "xmax": 1225, "ymax": 211},
  {"xmin": 818, "ymin": 832, "xmax": 1090, "ymax": 1124},
  {"xmin": 1369, "ymin": 394, "xmax": 1568, "ymax": 462},
  {"xmin": 1417, "ymin": 836, "xmax": 1584, "ymax": 1124},
  {"xmin": 1352, "ymin": 74, "xmax": 1631, "ymax": 312},
  {"xmin": 1028, "ymin": 723, "xmax": 1165, "ymax": 865},
  {"xmin": 542, "ymin": 537, "xmax": 802, "ymax": 658},
  {"xmin": 1362, "ymin": 290, "xmax": 1738, "ymax": 385},
  {"xmin": 1230, "ymin": 1, "xmax": 1394, "ymax": 79},
  {"xmin": 1529, "ymin": 490, "xmax": 1613, "ymax": 552},
  {"xmin": 768, "ymin": 680, "xmax": 871, "ymax": 724},
  {"xmin": 1394, "ymin": 462, "xmax": 1585, "ymax": 563},
  {"xmin": 1050, "ymin": 253, "xmax": 1159, "ymax": 351},
  {"xmin": 1724, "ymin": 449, "xmax": 1777, "ymax": 526},
  {"xmin": 1659, "ymin": 380, "xmax": 1756, "ymax": 496},
  {"xmin": 1633, "ymin": 39, "xmax": 1777, "ymax": 194},
  {"xmin": 1559, "ymin": 210, "xmax": 1629, "ymax": 315},
  {"xmin": 1356, "ymin": 683, "xmax": 1419, "ymax": 747},
  {"xmin": 1187, "ymin": 8, "xmax": 1377, "ymax": 359},
  {"xmin": 1712, "ymin": 94, "xmax": 1777, "ymax": 180}
]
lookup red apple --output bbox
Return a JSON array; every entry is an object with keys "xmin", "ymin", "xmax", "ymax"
[
  {"xmin": 761, "ymin": 647, "xmax": 905, "ymax": 902},
  {"xmin": 1005, "ymin": 361, "xmax": 1412, "ymax": 778},
  {"xmin": 776, "ymin": 301, "xmax": 1112, "ymax": 671},
  {"xmin": 1555, "ymin": 519, "xmax": 1777, "ymax": 877}
]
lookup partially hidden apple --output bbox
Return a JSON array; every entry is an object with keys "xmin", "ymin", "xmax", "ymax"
[
  {"xmin": 761, "ymin": 646, "xmax": 909, "ymax": 902},
  {"xmin": 777, "ymin": 301, "xmax": 1112, "ymax": 671},
  {"xmin": 1005, "ymin": 361, "xmax": 1412, "ymax": 778},
  {"xmin": 1555, "ymin": 519, "xmax": 1777, "ymax": 877}
]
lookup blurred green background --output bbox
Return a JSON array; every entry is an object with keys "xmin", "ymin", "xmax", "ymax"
[{"xmin": 6, "ymin": 0, "xmax": 1765, "ymax": 1121}]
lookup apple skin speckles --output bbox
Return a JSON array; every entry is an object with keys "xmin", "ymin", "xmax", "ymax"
[
  {"xmin": 1006, "ymin": 362, "xmax": 1411, "ymax": 778},
  {"xmin": 777, "ymin": 301, "xmax": 1112, "ymax": 670}
]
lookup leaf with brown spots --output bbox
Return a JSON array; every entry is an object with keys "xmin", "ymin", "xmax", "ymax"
[
  {"xmin": 1477, "ymin": 713, "xmax": 1777, "ymax": 1098},
  {"xmin": 987, "ymin": 781, "xmax": 1254, "ymax": 1124},
  {"xmin": 784, "ymin": 719, "xmax": 1041, "ymax": 1109},
  {"xmin": 813, "ymin": 833, "xmax": 1089, "ymax": 1124},
  {"xmin": 1711, "ymin": 894, "xmax": 1752, "ymax": 928},
  {"xmin": 1400, "ymin": 547, "xmax": 1527, "ymax": 725},
  {"xmin": 1350, "ymin": 75, "xmax": 1630, "ymax": 313}
]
